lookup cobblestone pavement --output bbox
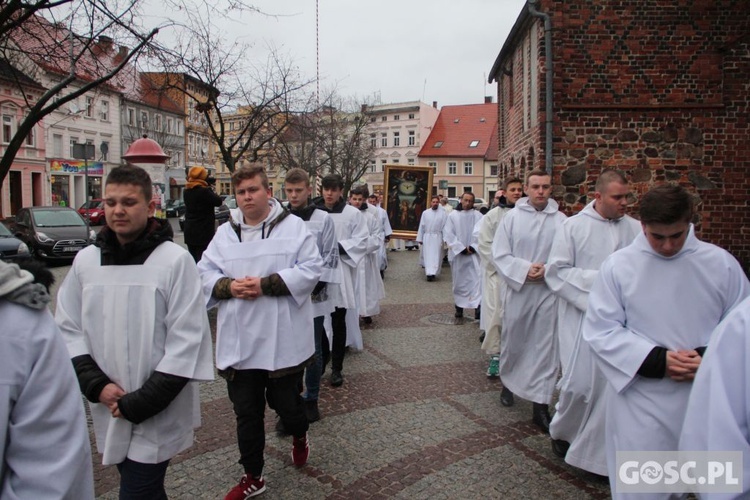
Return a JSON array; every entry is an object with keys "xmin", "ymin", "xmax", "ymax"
[{"xmin": 85, "ymin": 248, "xmax": 610, "ymax": 499}]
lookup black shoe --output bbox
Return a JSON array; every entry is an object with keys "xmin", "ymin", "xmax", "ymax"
[
  {"xmin": 475, "ymin": 305, "xmax": 481, "ymax": 321},
  {"xmin": 551, "ymin": 439, "xmax": 570, "ymax": 458},
  {"xmin": 479, "ymin": 331, "xmax": 486, "ymax": 343},
  {"xmin": 532, "ymin": 403, "xmax": 551, "ymax": 434},
  {"xmin": 426, "ymin": 275, "xmax": 435, "ymax": 282},
  {"xmin": 363, "ymin": 316, "xmax": 372, "ymax": 325},
  {"xmin": 275, "ymin": 417, "xmax": 290, "ymax": 436},
  {"xmin": 454, "ymin": 306, "xmax": 463, "ymax": 318},
  {"xmin": 500, "ymin": 387, "xmax": 514, "ymax": 407},
  {"xmin": 330, "ymin": 370, "xmax": 344, "ymax": 387},
  {"xmin": 304, "ymin": 400, "xmax": 321, "ymax": 423}
]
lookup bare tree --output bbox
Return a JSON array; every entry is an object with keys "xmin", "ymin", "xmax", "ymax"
[
  {"xmin": 316, "ymin": 91, "xmax": 375, "ymax": 194},
  {"xmin": 271, "ymin": 89, "xmax": 376, "ymax": 194},
  {"xmin": 0, "ymin": 1, "xmax": 161, "ymax": 184},
  {"xmin": 154, "ymin": 2, "xmax": 311, "ymax": 175}
]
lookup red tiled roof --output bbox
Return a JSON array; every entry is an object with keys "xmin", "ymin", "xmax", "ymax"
[{"xmin": 418, "ymin": 103, "xmax": 498, "ymax": 158}]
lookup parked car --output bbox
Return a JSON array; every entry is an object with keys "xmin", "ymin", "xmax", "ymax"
[
  {"xmin": 11, "ymin": 206, "xmax": 95, "ymax": 262},
  {"xmin": 0, "ymin": 222, "xmax": 30, "ymax": 262},
  {"xmin": 77, "ymin": 198, "xmax": 106, "ymax": 225},
  {"xmin": 165, "ymin": 198, "xmax": 187, "ymax": 218}
]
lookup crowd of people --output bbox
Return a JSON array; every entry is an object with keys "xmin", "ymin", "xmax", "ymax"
[
  {"xmin": 2, "ymin": 163, "xmax": 749, "ymax": 499},
  {"xmin": 414, "ymin": 168, "xmax": 750, "ymax": 499}
]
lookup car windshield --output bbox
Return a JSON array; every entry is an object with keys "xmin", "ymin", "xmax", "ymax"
[
  {"xmin": 0, "ymin": 224, "xmax": 11, "ymax": 237},
  {"xmin": 79, "ymin": 200, "xmax": 103, "ymax": 209},
  {"xmin": 32, "ymin": 209, "xmax": 85, "ymax": 227}
]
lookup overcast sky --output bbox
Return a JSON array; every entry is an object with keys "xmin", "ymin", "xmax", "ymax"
[{"xmin": 147, "ymin": 0, "xmax": 528, "ymax": 107}]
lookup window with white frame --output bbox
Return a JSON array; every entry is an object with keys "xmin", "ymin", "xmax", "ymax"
[
  {"xmin": 369, "ymin": 160, "xmax": 376, "ymax": 173},
  {"xmin": 428, "ymin": 161, "xmax": 437, "ymax": 174},
  {"xmin": 101, "ymin": 141, "xmax": 109, "ymax": 161},
  {"xmin": 127, "ymin": 108, "xmax": 135, "ymax": 126},
  {"xmin": 166, "ymin": 117, "xmax": 173, "ymax": 133},
  {"xmin": 408, "ymin": 130, "xmax": 415, "ymax": 146},
  {"xmin": 463, "ymin": 186, "xmax": 473, "ymax": 194},
  {"xmin": 407, "ymin": 158, "xmax": 415, "ymax": 165},
  {"xmin": 85, "ymin": 96, "xmax": 94, "ymax": 118},
  {"xmin": 69, "ymin": 137, "xmax": 79, "ymax": 157},
  {"xmin": 463, "ymin": 161, "xmax": 473, "ymax": 175},
  {"xmin": 408, "ymin": 113, "xmax": 415, "ymax": 119},
  {"xmin": 100, "ymin": 100, "xmax": 109, "ymax": 121},
  {"xmin": 53, "ymin": 134, "xmax": 63, "ymax": 157},
  {"xmin": 24, "ymin": 124, "xmax": 34, "ymax": 147},
  {"xmin": 394, "ymin": 115, "xmax": 400, "ymax": 121},
  {"xmin": 392, "ymin": 158, "xmax": 400, "ymax": 164},
  {"xmin": 188, "ymin": 134, "xmax": 194, "ymax": 157},
  {"xmin": 380, "ymin": 159, "xmax": 387, "ymax": 171},
  {"xmin": 380, "ymin": 133, "xmax": 387, "ymax": 147},
  {"xmin": 381, "ymin": 116, "xmax": 386, "ymax": 122},
  {"xmin": 448, "ymin": 162, "xmax": 457, "ymax": 175},
  {"xmin": 155, "ymin": 114, "xmax": 162, "ymax": 132},
  {"xmin": 490, "ymin": 165, "xmax": 498, "ymax": 176},
  {"xmin": 370, "ymin": 133, "xmax": 376, "ymax": 148},
  {"xmin": 140, "ymin": 111, "xmax": 149, "ymax": 129},
  {"xmin": 393, "ymin": 131, "xmax": 400, "ymax": 146},
  {"xmin": 2, "ymin": 114, "xmax": 14, "ymax": 144},
  {"xmin": 175, "ymin": 120, "xmax": 182, "ymax": 134}
]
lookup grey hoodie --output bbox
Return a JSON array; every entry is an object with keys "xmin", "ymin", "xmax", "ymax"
[{"xmin": 0, "ymin": 261, "xmax": 49, "ymax": 310}]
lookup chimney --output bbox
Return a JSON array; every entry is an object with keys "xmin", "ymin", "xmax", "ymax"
[
  {"xmin": 432, "ymin": 101, "xmax": 438, "ymax": 108},
  {"xmin": 484, "ymin": 96, "xmax": 493, "ymax": 104}
]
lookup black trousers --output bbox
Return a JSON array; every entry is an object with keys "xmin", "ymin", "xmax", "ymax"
[
  {"xmin": 330, "ymin": 307, "xmax": 347, "ymax": 371},
  {"xmin": 226, "ymin": 369, "xmax": 309, "ymax": 477}
]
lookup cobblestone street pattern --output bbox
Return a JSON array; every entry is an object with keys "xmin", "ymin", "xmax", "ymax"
[{"xmin": 89, "ymin": 249, "xmax": 610, "ymax": 499}]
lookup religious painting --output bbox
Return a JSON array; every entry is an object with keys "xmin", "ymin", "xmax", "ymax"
[{"xmin": 383, "ymin": 165, "xmax": 434, "ymax": 240}]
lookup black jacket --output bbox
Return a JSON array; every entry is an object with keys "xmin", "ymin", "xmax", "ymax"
[{"xmin": 183, "ymin": 186, "xmax": 222, "ymax": 247}]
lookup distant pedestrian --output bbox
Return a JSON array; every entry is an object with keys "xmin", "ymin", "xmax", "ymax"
[
  {"xmin": 416, "ymin": 195, "xmax": 447, "ymax": 281},
  {"xmin": 444, "ymin": 192, "xmax": 482, "ymax": 319},
  {"xmin": 56, "ymin": 164, "xmax": 214, "ymax": 499},
  {"xmin": 184, "ymin": 166, "xmax": 223, "ymax": 262}
]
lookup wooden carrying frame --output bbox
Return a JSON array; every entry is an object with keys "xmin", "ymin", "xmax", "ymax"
[{"xmin": 382, "ymin": 165, "xmax": 434, "ymax": 240}]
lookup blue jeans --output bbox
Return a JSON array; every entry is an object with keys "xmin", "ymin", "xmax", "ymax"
[
  {"xmin": 304, "ymin": 315, "xmax": 325, "ymax": 401},
  {"xmin": 116, "ymin": 458, "xmax": 170, "ymax": 500}
]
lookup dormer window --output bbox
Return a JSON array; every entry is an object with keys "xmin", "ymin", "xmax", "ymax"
[
  {"xmin": 434, "ymin": 141, "xmax": 443, "ymax": 148},
  {"xmin": 469, "ymin": 140, "xmax": 479, "ymax": 148}
]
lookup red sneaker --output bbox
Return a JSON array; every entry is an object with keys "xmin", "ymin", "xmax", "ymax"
[
  {"xmin": 224, "ymin": 474, "xmax": 266, "ymax": 499},
  {"xmin": 292, "ymin": 434, "xmax": 310, "ymax": 467}
]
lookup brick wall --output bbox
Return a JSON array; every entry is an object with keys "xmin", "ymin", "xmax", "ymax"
[{"xmin": 496, "ymin": 0, "xmax": 749, "ymax": 272}]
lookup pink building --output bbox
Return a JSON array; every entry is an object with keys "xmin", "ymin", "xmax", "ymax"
[{"xmin": 0, "ymin": 60, "xmax": 46, "ymax": 217}]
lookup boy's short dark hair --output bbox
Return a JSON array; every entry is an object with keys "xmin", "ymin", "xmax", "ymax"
[
  {"xmin": 321, "ymin": 174, "xmax": 344, "ymax": 190},
  {"xmin": 107, "ymin": 165, "xmax": 153, "ymax": 201},
  {"xmin": 640, "ymin": 185, "xmax": 694, "ymax": 225},
  {"xmin": 349, "ymin": 184, "xmax": 369, "ymax": 197}
]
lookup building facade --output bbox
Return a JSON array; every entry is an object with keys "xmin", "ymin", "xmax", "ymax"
[
  {"xmin": 419, "ymin": 102, "xmax": 498, "ymax": 201},
  {"xmin": 489, "ymin": 0, "xmax": 750, "ymax": 272},
  {"xmin": 363, "ymin": 101, "xmax": 440, "ymax": 193},
  {"xmin": 0, "ymin": 61, "xmax": 47, "ymax": 217}
]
